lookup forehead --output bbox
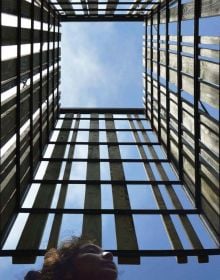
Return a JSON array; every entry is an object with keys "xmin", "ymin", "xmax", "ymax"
[{"xmin": 79, "ymin": 243, "xmax": 102, "ymax": 253}]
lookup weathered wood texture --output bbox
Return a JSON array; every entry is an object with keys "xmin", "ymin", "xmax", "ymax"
[
  {"xmin": 0, "ymin": 108, "xmax": 55, "ymax": 244},
  {"xmin": 1, "ymin": 49, "xmax": 59, "ymax": 86},
  {"xmin": 106, "ymin": 0, "xmax": 119, "ymax": 15},
  {"xmin": 1, "ymin": 0, "xmax": 58, "ymax": 25},
  {"xmin": 0, "ymin": 2, "xmax": 60, "ymax": 248},
  {"xmin": 133, "ymin": 115, "xmax": 209, "ymax": 263},
  {"xmin": 144, "ymin": 0, "xmax": 220, "ymax": 243},
  {"xmin": 1, "ymin": 111, "xmax": 218, "ymax": 263},
  {"xmin": 12, "ymin": 117, "xmax": 72, "ymax": 263},
  {"xmin": 82, "ymin": 114, "xmax": 102, "ymax": 245},
  {"xmin": 2, "ymin": 26, "xmax": 60, "ymax": 46},
  {"xmin": 106, "ymin": 114, "xmax": 140, "ymax": 264},
  {"xmin": 47, "ymin": 115, "xmax": 80, "ymax": 249},
  {"xmin": 147, "ymin": 0, "xmax": 220, "ymax": 23},
  {"xmin": 87, "ymin": 0, "xmax": 98, "ymax": 15},
  {"xmin": 57, "ymin": 0, "xmax": 75, "ymax": 15},
  {"xmin": 129, "ymin": 115, "xmax": 187, "ymax": 263},
  {"xmin": 1, "ymin": 72, "xmax": 58, "ymax": 147}
]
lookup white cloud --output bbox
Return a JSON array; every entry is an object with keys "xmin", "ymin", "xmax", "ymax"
[{"xmin": 60, "ymin": 22, "xmax": 143, "ymax": 108}]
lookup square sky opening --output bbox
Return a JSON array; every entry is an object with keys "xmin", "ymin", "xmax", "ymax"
[{"xmin": 60, "ymin": 22, "xmax": 143, "ymax": 108}]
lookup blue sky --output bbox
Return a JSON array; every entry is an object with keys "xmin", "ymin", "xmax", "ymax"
[
  {"xmin": 1, "ymin": 17, "xmax": 220, "ymax": 280},
  {"xmin": 60, "ymin": 22, "xmax": 143, "ymax": 108}
]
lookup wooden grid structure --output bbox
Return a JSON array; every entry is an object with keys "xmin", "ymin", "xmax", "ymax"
[
  {"xmin": 0, "ymin": 0, "xmax": 220, "ymax": 265},
  {"xmin": 49, "ymin": 0, "xmax": 161, "ymax": 22},
  {"xmin": 143, "ymin": 0, "xmax": 220, "ymax": 245},
  {"xmin": 1, "ymin": 109, "xmax": 219, "ymax": 264},
  {"xmin": 1, "ymin": 0, "xmax": 61, "ymax": 249}
]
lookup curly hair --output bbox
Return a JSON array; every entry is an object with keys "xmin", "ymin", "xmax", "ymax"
[{"xmin": 25, "ymin": 237, "xmax": 94, "ymax": 280}]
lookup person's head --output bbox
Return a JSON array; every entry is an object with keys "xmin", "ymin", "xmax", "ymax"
[{"xmin": 25, "ymin": 237, "xmax": 117, "ymax": 280}]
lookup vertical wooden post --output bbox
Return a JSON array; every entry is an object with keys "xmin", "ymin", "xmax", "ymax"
[
  {"xmin": 82, "ymin": 113, "xmax": 102, "ymax": 245},
  {"xmin": 106, "ymin": 113, "xmax": 140, "ymax": 264}
]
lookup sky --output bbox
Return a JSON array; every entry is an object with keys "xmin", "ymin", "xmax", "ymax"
[
  {"xmin": 1, "ymin": 10, "xmax": 220, "ymax": 280},
  {"xmin": 60, "ymin": 22, "xmax": 143, "ymax": 108}
]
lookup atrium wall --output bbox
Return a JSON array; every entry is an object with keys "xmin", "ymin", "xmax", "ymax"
[
  {"xmin": 0, "ymin": 0, "xmax": 219, "ymax": 263},
  {"xmin": 144, "ymin": 0, "xmax": 220, "ymax": 243},
  {"xmin": 0, "ymin": 0, "xmax": 60, "ymax": 244}
]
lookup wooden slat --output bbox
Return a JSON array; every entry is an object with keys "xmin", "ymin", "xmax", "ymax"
[
  {"xmin": 0, "ymin": 191, "xmax": 17, "ymax": 245},
  {"xmin": 129, "ymin": 115, "xmax": 187, "ymax": 263},
  {"xmin": 87, "ymin": 0, "xmax": 98, "ymax": 15},
  {"xmin": 153, "ymin": 0, "xmax": 220, "ymax": 23},
  {"xmin": 145, "ymin": 62, "xmax": 219, "ymax": 110},
  {"xmin": 200, "ymin": 115, "xmax": 219, "ymax": 155},
  {"xmin": 156, "ymin": 35, "xmax": 220, "ymax": 47},
  {"xmin": 135, "ymin": 115, "xmax": 210, "ymax": 262},
  {"xmin": 0, "ymin": 109, "xmax": 50, "ymax": 243},
  {"xmin": 1, "ymin": 49, "xmax": 58, "ymax": 83},
  {"xmin": 200, "ymin": 193, "xmax": 220, "ymax": 245},
  {"xmin": 1, "ymin": 73, "xmax": 58, "ymax": 147},
  {"xmin": 47, "ymin": 114, "xmax": 80, "ymax": 248},
  {"xmin": 1, "ymin": 48, "xmax": 58, "ymax": 86},
  {"xmin": 80, "ymin": 0, "xmax": 89, "ymax": 15},
  {"xmin": 1, "ymin": 106, "xmax": 49, "ymax": 202},
  {"xmin": 1, "ymin": 26, "xmax": 60, "ymax": 46},
  {"xmin": 143, "ymin": 0, "xmax": 160, "ymax": 16},
  {"xmin": 106, "ymin": 0, "xmax": 118, "ymax": 15},
  {"xmin": 2, "ymin": 62, "xmax": 59, "ymax": 100},
  {"xmin": 201, "ymin": 165, "xmax": 219, "ymax": 213},
  {"xmin": 13, "ymin": 116, "xmax": 73, "ymax": 264},
  {"xmin": 82, "ymin": 114, "xmax": 102, "ymax": 245},
  {"xmin": 128, "ymin": 0, "xmax": 141, "ymax": 15},
  {"xmin": 0, "ymin": 109, "xmax": 40, "ymax": 223},
  {"xmin": 105, "ymin": 114, "xmax": 140, "ymax": 264},
  {"xmin": 1, "ymin": 0, "xmax": 55, "ymax": 24},
  {"xmin": 1, "ymin": 94, "xmax": 58, "ymax": 180},
  {"xmin": 200, "ymin": 36, "xmax": 220, "ymax": 45},
  {"xmin": 57, "ymin": 0, "xmax": 75, "ymax": 15}
]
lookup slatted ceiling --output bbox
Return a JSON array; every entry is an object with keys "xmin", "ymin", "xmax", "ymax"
[
  {"xmin": 133, "ymin": 115, "xmax": 209, "ymax": 263},
  {"xmin": 105, "ymin": 114, "xmax": 140, "ymax": 264},
  {"xmin": 142, "ymin": 1, "xmax": 157, "ymax": 13},
  {"xmin": 128, "ymin": 0, "xmax": 141, "ymax": 15},
  {"xmin": 57, "ymin": 0, "xmax": 75, "ymax": 15},
  {"xmin": 47, "ymin": 114, "xmax": 80, "ymax": 248},
  {"xmin": 80, "ymin": 0, "xmax": 89, "ymax": 15},
  {"xmin": 53, "ymin": 0, "xmax": 162, "ymax": 18},
  {"xmin": 82, "ymin": 114, "xmax": 102, "ymax": 245},
  {"xmin": 87, "ymin": 0, "xmax": 98, "ymax": 15},
  {"xmin": 130, "ymin": 0, "xmax": 155, "ymax": 16},
  {"xmin": 106, "ymin": 0, "xmax": 119, "ymax": 15}
]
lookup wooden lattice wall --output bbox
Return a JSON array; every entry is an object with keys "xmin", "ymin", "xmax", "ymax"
[
  {"xmin": 1, "ymin": 109, "xmax": 219, "ymax": 264},
  {"xmin": 0, "ymin": 0, "xmax": 219, "ymax": 265},
  {"xmin": 143, "ymin": 0, "xmax": 220, "ymax": 243},
  {"xmin": 0, "ymin": 0, "xmax": 61, "ymax": 245}
]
